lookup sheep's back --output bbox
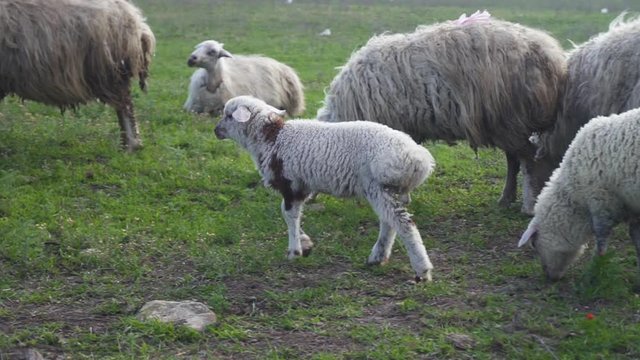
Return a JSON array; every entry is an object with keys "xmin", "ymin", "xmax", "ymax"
[
  {"xmin": 553, "ymin": 108, "xmax": 640, "ymax": 212},
  {"xmin": 220, "ymin": 55, "xmax": 304, "ymax": 115},
  {"xmin": 320, "ymin": 19, "xmax": 565, "ymax": 153},
  {"xmin": 274, "ymin": 121, "xmax": 434, "ymax": 197},
  {"xmin": 539, "ymin": 15, "xmax": 640, "ymax": 164},
  {"xmin": 0, "ymin": 0, "xmax": 155, "ymax": 108}
]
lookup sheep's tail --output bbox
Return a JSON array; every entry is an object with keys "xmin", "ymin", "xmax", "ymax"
[
  {"xmin": 282, "ymin": 71, "xmax": 306, "ymax": 117},
  {"xmin": 138, "ymin": 22, "xmax": 156, "ymax": 93}
]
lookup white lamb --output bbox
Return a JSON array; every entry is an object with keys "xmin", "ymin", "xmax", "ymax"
[
  {"xmin": 183, "ymin": 40, "xmax": 305, "ymax": 117},
  {"xmin": 214, "ymin": 96, "xmax": 436, "ymax": 281},
  {"xmin": 518, "ymin": 107, "xmax": 640, "ymax": 280}
]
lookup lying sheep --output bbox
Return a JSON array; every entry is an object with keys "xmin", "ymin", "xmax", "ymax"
[
  {"xmin": 0, "ymin": 0, "xmax": 155, "ymax": 152},
  {"xmin": 518, "ymin": 107, "xmax": 640, "ymax": 280},
  {"xmin": 214, "ymin": 95, "xmax": 436, "ymax": 281},
  {"xmin": 317, "ymin": 11, "xmax": 566, "ymax": 214},
  {"xmin": 532, "ymin": 13, "xmax": 640, "ymax": 199},
  {"xmin": 184, "ymin": 40, "xmax": 305, "ymax": 117}
]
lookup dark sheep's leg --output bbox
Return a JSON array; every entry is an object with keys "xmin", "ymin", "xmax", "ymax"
[
  {"xmin": 498, "ymin": 152, "xmax": 519, "ymax": 207},
  {"xmin": 115, "ymin": 92, "xmax": 142, "ymax": 152},
  {"xmin": 591, "ymin": 214, "xmax": 614, "ymax": 256},
  {"xmin": 629, "ymin": 219, "xmax": 640, "ymax": 273}
]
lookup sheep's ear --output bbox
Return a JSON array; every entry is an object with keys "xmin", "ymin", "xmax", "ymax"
[
  {"xmin": 232, "ymin": 106, "xmax": 251, "ymax": 123},
  {"xmin": 518, "ymin": 220, "xmax": 538, "ymax": 248},
  {"xmin": 274, "ymin": 109, "xmax": 286, "ymax": 117},
  {"xmin": 219, "ymin": 49, "xmax": 232, "ymax": 58}
]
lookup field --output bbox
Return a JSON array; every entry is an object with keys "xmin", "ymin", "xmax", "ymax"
[{"xmin": 2, "ymin": 0, "xmax": 640, "ymax": 358}]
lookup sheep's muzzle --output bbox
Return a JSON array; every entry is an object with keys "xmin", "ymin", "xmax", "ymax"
[
  {"xmin": 187, "ymin": 56, "xmax": 197, "ymax": 67},
  {"xmin": 214, "ymin": 125, "xmax": 226, "ymax": 139}
]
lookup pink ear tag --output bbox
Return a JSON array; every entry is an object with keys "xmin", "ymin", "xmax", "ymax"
[{"xmin": 232, "ymin": 107, "xmax": 251, "ymax": 122}]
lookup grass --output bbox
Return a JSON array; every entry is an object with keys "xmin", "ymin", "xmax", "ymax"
[{"xmin": 2, "ymin": 0, "xmax": 640, "ymax": 358}]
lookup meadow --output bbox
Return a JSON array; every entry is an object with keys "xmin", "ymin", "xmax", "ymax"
[{"xmin": 1, "ymin": 0, "xmax": 640, "ymax": 358}]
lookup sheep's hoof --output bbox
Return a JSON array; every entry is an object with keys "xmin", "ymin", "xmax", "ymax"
[
  {"xmin": 287, "ymin": 250, "xmax": 302, "ymax": 259},
  {"xmin": 497, "ymin": 195, "xmax": 515, "ymax": 207},
  {"xmin": 414, "ymin": 270, "xmax": 433, "ymax": 283},
  {"xmin": 302, "ymin": 247, "xmax": 312, "ymax": 257},
  {"xmin": 366, "ymin": 256, "xmax": 389, "ymax": 266}
]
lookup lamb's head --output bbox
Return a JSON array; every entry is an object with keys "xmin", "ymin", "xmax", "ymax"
[
  {"xmin": 215, "ymin": 96, "xmax": 286, "ymax": 147},
  {"xmin": 187, "ymin": 40, "xmax": 232, "ymax": 68},
  {"xmin": 518, "ymin": 203, "xmax": 591, "ymax": 280}
]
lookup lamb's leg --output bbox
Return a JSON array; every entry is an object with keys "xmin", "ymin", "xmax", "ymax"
[
  {"xmin": 367, "ymin": 221, "xmax": 397, "ymax": 265},
  {"xmin": 629, "ymin": 219, "xmax": 640, "ymax": 273},
  {"xmin": 591, "ymin": 214, "xmax": 614, "ymax": 256},
  {"xmin": 365, "ymin": 189, "xmax": 433, "ymax": 282},
  {"xmin": 498, "ymin": 152, "xmax": 519, "ymax": 207},
  {"xmin": 115, "ymin": 93, "xmax": 142, "ymax": 152},
  {"xmin": 281, "ymin": 199, "xmax": 312, "ymax": 259}
]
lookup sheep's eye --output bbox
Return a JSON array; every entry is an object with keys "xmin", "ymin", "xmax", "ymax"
[{"xmin": 207, "ymin": 50, "xmax": 216, "ymax": 56}]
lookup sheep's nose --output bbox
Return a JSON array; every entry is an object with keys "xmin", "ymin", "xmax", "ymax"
[
  {"xmin": 214, "ymin": 126, "xmax": 225, "ymax": 139},
  {"xmin": 187, "ymin": 55, "xmax": 197, "ymax": 67}
]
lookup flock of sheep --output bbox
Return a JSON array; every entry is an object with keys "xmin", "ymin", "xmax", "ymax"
[{"xmin": 1, "ymin": 1, "xmax": 639, "ymax": 283}]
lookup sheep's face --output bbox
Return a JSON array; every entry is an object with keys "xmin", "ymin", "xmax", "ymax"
[
  {"xmin": 519, "ymin": 217, "xmax": 591, "ymax": 281},
  {"xmin": 215, "ymin": 96, "xmax": 286, "ymax": 146},
  {"xmin": 188, "ymin": 40, "xmax": 232, "ymax": 68}
]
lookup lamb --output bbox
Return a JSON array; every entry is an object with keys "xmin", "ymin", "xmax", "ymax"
[
  {"xmin": 316, "ymin": 11, "xmax": 566, "ymax": 214},
  {"xmin": 184, "ymin": 40, "xmax": 305, "ymax": 117},
  {"xmin": 518, "ymin": 107, "xmax": 640, "ymax": 281},
  {"xmin": 214, "ymin": 95, "xmax": 436, "ymax": 281},
  {"xmin": 531, "ymin": 13, "xmax": 640, "ymax": 200},
  {"xmin": 0, "ymin": 0, "xmax": 155, "ymax": 152}
]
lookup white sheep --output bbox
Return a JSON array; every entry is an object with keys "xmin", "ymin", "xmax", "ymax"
[
  {"xmin": 184, "ymin": 40, "xmax": 305, "ymax": 117},
  {"xmin": 317, "ymin": 12, "xmax": 566, "ymax": 215},
  {"xmin": 0, "ymin": 0, "xmax": 155, "ymax": 152},
  {"xmin": 518, "ymin": 107, "xmax": 640, "ymax": 280},
  {"xmin": 214, "ymin": 95, "xmax": 436, "ymax": 281}
]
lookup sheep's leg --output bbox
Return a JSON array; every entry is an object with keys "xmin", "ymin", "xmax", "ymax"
[
  {"xmin": 367, "ymin": 221, "xmax": 397, "ymax": 265},
  {"xmin": 365, "ymin": 189, "xmax": 433, "ymax": 282},
  {"xmin": 629, "ymin": 219, "xmax": 640, "ymax": 273},
  {"xmin": 498, "ymin": 152, "xmax": 519, "ymax": 207},
  {"xmin": 591, "ymin": 214, "xmax": 614, "ymax": 256},
  {"xmin": 281, "ymin": 199, "xmax": 312, "ymax": 259},
  {"xmin": 115, "ymin": 94, "xmax": 142, "ymax": 152}
]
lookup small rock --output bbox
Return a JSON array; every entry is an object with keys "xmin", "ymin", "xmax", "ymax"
[
  {"xmin": 137, "ymin": 300, "xmax": 217, "ymax": 331},
  {"xmin": 318, "ymin": 28, "xmax": 331, "ymax": 36},
  {"xmin": 446, "ymin": 333, "xmax": 476, "ymax": 350}
]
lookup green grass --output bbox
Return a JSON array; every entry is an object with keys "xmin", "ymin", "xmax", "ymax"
[{"xmin": 2, "ymin": 0, "xmax": 640, "ymax": 358}]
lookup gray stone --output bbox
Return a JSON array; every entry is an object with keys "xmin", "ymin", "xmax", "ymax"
[{"xmin": 137, "ymin": 300, "xmax": 217, "ymax": 331}]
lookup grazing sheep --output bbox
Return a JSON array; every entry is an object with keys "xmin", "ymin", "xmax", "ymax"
[
  {"xmin": 532, "ymin": 13, "xmax": 640, "ymax": 199},
  {"xmin": 184, "ymin": 40, "xmax": 305, "ymax": 117},
  {"xmin": 518, "ymin": 107, "xmax": 640, "ymax": 280},
  {"xmin": 215, "ymin": 96, "xmax": 436, "ymax": 281},
  {"xmin": 317, "ymin": 11, "xmax": 566, "ymax": 214},
  {"xmin": 0, "ymin": 0, "xmax": 155, "ymax": 152}
]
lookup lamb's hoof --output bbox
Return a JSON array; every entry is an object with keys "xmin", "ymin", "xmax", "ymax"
[
  {"xmin": 366, "ymin": 256, "xmax": 389, "ymax": 266},
  {"xmin": 414, "ymin": 269, "xmax": 432, "ymax": 283},
  {"xmin": 287, "ymin": 250, "xmax": 302, "ymax": 260}
]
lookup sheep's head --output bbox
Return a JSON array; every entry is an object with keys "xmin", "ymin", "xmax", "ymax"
[
  {"xmin": 187, "ymin": 40, "xmax": 232, "ymax": 68},
  {"xmin": 215, "ymin": 96, "xmax": 286, "ymax": 147},
  {"xmin": 518, "ymin": 211, "xmax": 591, "ymax": 281}
]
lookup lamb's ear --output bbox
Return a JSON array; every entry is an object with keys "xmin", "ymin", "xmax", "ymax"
[
  {"xmin": 219, "ymin": 49, "xmax": 232, "ymax": 58},
  {"xmin": 518, "ymin": 220, "xmax": 538, "ymax": 248},
  {"xmin": 232, "ymin": 106, "xmax": 251, "ymax": 122}
]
